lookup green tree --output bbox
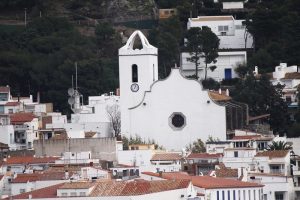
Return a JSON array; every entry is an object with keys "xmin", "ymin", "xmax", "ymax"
[
  {"xmin": 185, "ymin": 27, "xmax": 219, "ymax": 80},
  {"xmin": 186, "ymin": 138, "xmax": 206, "ymax": 153},
  {"xmin": 232, "ymin": 74, "xmax": 289, "ymax": 134},
  {"xmin": 268, "ymin": 141, "xmax": 292, "ymax": 150}
]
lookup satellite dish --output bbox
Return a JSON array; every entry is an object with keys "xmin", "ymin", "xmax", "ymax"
[
  {"xmin": 68, "ymin": 97, "xmax": 75, "ymax": 105},
  {"xmin": 68, "ymin": 88, "xmax": 75, "ymax": 96}
]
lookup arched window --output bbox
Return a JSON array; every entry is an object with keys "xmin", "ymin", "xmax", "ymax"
[{"xmin": 132, "ymin": 64, "xmax": 138, "ymax": 82}]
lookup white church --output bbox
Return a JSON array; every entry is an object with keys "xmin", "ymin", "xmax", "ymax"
[{"xmin": 118, "ymin": 30, "xmax": 227, "ymax": 150}]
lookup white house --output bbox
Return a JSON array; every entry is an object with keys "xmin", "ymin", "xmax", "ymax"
[
  {"xmin": 119, "ymin": 30, "xmax": 227, "ymax": 150},
  {"xmin": 142, "ymin": 171, "xmax": 264, "ymax": 200},
  {"xmin": 269, "ymin": 63, "xmax": 300, "ymax": 111},
  {"xmin": 46, "ymin": 94, "xmax": 119, "ymax": 138},
  {"xmin": 181, "ymin": 51, "xmax": 246, "ymax": 81},
  {"xmin": 181, "ymin": 15, "xmax": 253, "ymax": 81},
  {"xmin": 8, "ymin": 179, "xmax": 197, "ymax": 200},
  {"xmin": 187, "ymin": 16, "xmax": 253, "ymax": 49}
]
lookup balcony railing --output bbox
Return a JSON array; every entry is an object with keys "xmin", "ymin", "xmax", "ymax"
[{"xmin": 270, "ymin": 169, "xmax": 284, "ymax": 174}]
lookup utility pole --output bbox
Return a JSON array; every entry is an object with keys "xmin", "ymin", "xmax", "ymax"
[{"xmin": 24, "ymin": 8, "xmax": 27, "ymax": 27}]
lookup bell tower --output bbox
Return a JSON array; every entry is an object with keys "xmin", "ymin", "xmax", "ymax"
[{"xmin": 119, "ymin": 30, "xmax": 158, "ymax": 135}]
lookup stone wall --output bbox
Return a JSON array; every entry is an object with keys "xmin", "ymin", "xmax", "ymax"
[{"xmin": 33, "ymin": 138, "xmax": 117, "ymax": 161}]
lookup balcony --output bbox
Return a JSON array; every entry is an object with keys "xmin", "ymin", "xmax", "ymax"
[
  {"xmin": 14, "ymin": 124, "xmax": 29, "ymax": 131},
  {"xmin": 270, "ymin": 169, "xmax": 284, "ymax": 174}
]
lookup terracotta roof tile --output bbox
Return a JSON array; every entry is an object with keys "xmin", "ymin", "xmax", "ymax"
[
  {"xmin": 90, "ymin": 179, "xmax": 190, "ymax": 196},
  {"xmin": 5, "ymin": 183, "xmax": 64, "ymax": 199},
  {"xmin": 231, "ymin": 135, "xmax": 261, "ymax": 140},
  {"xmin": 10, "ymin": 113, "xmax": 36, "ymax": 124},
  {"xmin": 255, "ymin": 150, "xmax": 289, "ymax": 158},
  {"xmin": 248, "ymin": 114, "xmax": 270, "ymax": 121},
  {"xmin": 5, "ymin": 101, "xmax": 20, "ymax": 106},
  {"xmin": 60, "ymin": 181, "xmax": 95, "ymax": 189},
  {"xmin": 142, "ymin": 172, "xmax": 263, "ymax": 189},
  {"xmin": 187, "ymin": 153, "xmax": 223, "ymax": 159},
  {"xmin": 85, "ymin": 131, "xmax": 96, "ymax": 138},
  {"xmin": 208, "ymin": 91, "xmax": 231, "ymax": 101},
  {"xmin": 215, "ymin": 164, "xmax": 238, "ymax": 178},
  {"xmin": 191, "ymin": 16, "xmax": 233, "ymax": 21},
  {"xmin": 151, "ymin": 153, "xmax": 182, "ymax": 161},
  {"xmin": 11, "ymin": 172, "xmax": 69, "ymax": 183},
  {"xmin": 0, "ymin": 86, "xmax": 10, "ymax": 93},
  {"xmin": 282, "ymin": 72, "xmax": 300, "ymax": 79},
  {"xmin": 6, "ymin": 156, "xmax": 59, "ymax": 165}
]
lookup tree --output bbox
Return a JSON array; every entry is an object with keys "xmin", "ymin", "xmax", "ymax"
[
  {"xmin": 206, "ymin": 135, "xmax": 220, "ymax": 143},
  {"xmin": 268, "ymin": 141, "xmax": 292, "ymax": 150},
  {"xmin": 121, "ymin": 135, "xmax": 164, "ymax": 150},
  {"xmin": 232, "ymin": 74, "xmax": 289, "ymax": 134},
  {"xmin": 106, "ymin": 104, "xmax": 121, "ymax": 137},
  {"xmin": 186, "ymin": 138, "xmax": 206, "ymax": 153},
  {"xmin": 185, "ymin": 27, "xmax": 219, "ymax": 80}
]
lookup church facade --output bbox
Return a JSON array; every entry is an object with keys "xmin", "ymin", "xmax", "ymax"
[{"xmin": 119, "ymin": 31, "xmax": 226, "ymax": 150}]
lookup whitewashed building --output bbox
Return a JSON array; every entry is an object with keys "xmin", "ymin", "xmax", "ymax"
[
  {"xmin": 181, "ymin": 15, "xmax": 253, "ymax": 80},
  {"xmin": 269, "ymin": 63, "xmax": 300, "ymax": 109},
  {"xmin": 119, "ymin": 30, "xmax": 227, "ymax": 150}
]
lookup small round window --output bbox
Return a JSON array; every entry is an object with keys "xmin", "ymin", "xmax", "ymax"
[{"xmin": 169, "ymin": 112, "xmax": 186, "ymax": 130}]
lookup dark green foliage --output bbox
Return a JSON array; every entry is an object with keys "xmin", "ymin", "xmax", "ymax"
[
  {"xmin": 186, "ymin": 138, "xmax": 206, "ymax": 153},
  {"xmin": 232, "ymin": 74, "xmax": 289, "ymax": 134},
  {"xmin": 148, "ymin": 16, "xmax": 183, "ymax": 78},
  {"xmin": 185, "ymin": 27, "xmax": 219, "ymax": 80},
  {"xmin": 202, "ymin": 78, "xmax": 220, "ymax": 90},
  {"xmin": 0, "ymin": 17, "xmax": 119, "ymax": 115},
  {"xmin": 246, "ymin": 0, "xmax": 300, "ymax": 71},
  {"xmin": 122, "ymin": 135, "xmax": 164, "ymax": 150},
  {"xmin": 268, "ymin": 141, "xmax": 292, "ymax": 151}
]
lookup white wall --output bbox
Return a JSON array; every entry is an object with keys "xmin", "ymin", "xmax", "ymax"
[
  {"xmin": 117, "ymin": 150, "xmax": 154, "ymax": 172},
  {"xmin": 126, "ymin": 69, "xmax": 226, "ymax": 150},
  {"xmin": 181, "ymin": 51, "xmax": 246, "ymax": 81}
]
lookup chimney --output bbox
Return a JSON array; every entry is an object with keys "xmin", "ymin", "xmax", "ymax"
[
  {"xmin": 116, "ymin": 88, "xmax": 120, "ymax": 96},
  {"xmin": 37, "ymin": 92, "xmax": 40, "ymax": 103},
  {"xmin": 226, "ymin": 89, "xmax": 229, "ymax": 96}
]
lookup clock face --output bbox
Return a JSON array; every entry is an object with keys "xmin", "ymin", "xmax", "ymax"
[{"xmin": 131, "ymin": 83, "xmax": 139, "ymax": 92}]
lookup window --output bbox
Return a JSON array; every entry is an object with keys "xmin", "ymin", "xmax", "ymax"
[
  {"xmin": 222, "ymin": 191, "xmax": 225, "ymax": 200},
  {"xmin": 132, "ymin": 64, "xmax": 138, "ymax": 82},
  {"xmin": 79, "ymin": 192, "xmax": 86, "ymax": 196},
  {"xmin": 249, "ymin": 190, "xmax": 251, "ymax": 200},
  {"xmin": 218, "ymin": 25, "xmax": 229, "ymax": 32},
  {"xmin": 233, "ymin": 190, "xmax": 236, "ymax": 200},
  {"xmin": 254, "ymin": 190, "xmax": 256, "ymax": 200},
  {"xmin": 70, "ymin": 192, "xmax": 77, "ymax": 196},
  {"xmin": 275, "ymin": 192, "xmax": 284, "ymax": 200},
  {"xmin": 228, "ymin": 190, "xmax": 231, "ymax": 200},
  {"xmin": 217, "ymin": 191, "xmax": 220, "ymax": 200},
  {"xmin": 8, "ymin": 109, "xmax": 13, "ymax": 114},
  {"xmin": 238, "ymin": 190, "xmax": 240, "ymax": 200},
  {"xmin": 243, "ymin": 190, "xmax": 246, "ymax": 200},
  {"xmin": 20, "ymin": 189, "xmax": 26, "ymax": 193},
  {"xmin": 285, "ymin": 96, "xmax": 292, "ymax": 103},
  {"xmin": 234, "ymin": 151, "xmax": 238, "ymax": 157},
  {"xmin": 61, "ymin": 193, "xmax": 68, "ymax": 197},
  {"xmin": 169, "ymin": 112, "xmax": 186, "ymax": 130}
]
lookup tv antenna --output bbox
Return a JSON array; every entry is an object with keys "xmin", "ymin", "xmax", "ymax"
[{"xmin": 67, "ymin": 62, "xmax": 83, "ymax": 114}]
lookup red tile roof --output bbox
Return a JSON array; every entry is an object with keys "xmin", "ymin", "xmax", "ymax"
[
  {"xmin": 255, "ymin": 150, "xmax": 289, "ymax": 158},
  {"xmin": 11, "ymin": 172, "xmax": 69, "ymax": 183},
  {"xmin": 151, "ymin": 153, "xmax": 182, "ymax": 161},
  {"xmin": 5, "ymin": 101, "xmax": 20, "ymax": 106},
  {"xmin": 248, "ymin": 114, "xmax": 270, "ymax": 121},
  {"xmin": 6, "ymin": 156, "xmax": 59, "ymax": 165},
  {"xmin": 215, "ymin": 163, "xmax": 238, "ymax": 178},
  {"xmin": 0, "ymin": 86, "xmax": 10, "ymax": 93},
  {"xmin": 187, "ymin": 153, "xmax": 223, "ymax": 159},
  {"xmin": 10, "ymin": 113, "xmax": 36, "ymax": 124},
  {"xmin": 231, "ymin": 135, "xmax": 261, "ymax": 140},
  {"xmin": 90, "ymin": 180, "xmax": 190, "ymax": 196},
  {"xmin": 208, "ymin": 91, "xmax": 231, "ymax": 101},
  {"xmin": 60, "ymin": 181, "xmax": 95, "ymax": 189},
  {"xmin": 142, "ymin": 172, "xmax": 263, "ymax": 189},
  {"xmin": 5, "ymin": 183, "xmax": 64, "ymax": 199},
  {"xmin": 282, "ymin": 72, "xmax": 300, "ymax": 79}
]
